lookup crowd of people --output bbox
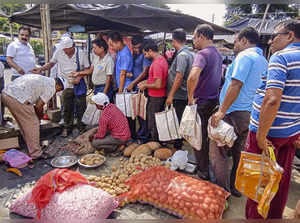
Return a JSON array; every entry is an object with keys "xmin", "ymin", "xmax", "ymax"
[{"xmin": 0, "ymin": 20, "xmax": 300, "ymax": 219}]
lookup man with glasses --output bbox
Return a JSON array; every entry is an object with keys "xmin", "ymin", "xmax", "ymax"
[{"xmin": 245, "ymin": 20, "xmax": 300, "ymax": 219}]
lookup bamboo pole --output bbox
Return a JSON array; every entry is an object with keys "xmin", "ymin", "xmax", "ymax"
[
  {"xmin": 258, "ymin": 4, "xmax": 271, "ymax": 34},
  {"xmin": 40, "ymin": 4, "xmax": 57, "ymax": 109}
]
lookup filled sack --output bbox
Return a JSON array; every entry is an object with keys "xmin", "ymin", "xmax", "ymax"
[
  {"xmin": 121, "ymin": 166, "xmax": 230, "ymax": 219},
  {"xmin": 82, "ymin": 102, "xmax": 101, "ymax": 126},
  {"xmin": 116, "ymin": 91, "xmax": 133, "ymax": 117}
]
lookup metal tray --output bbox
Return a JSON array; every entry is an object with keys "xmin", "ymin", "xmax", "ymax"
[
  {"xmin": 51, "ymin": 156, "xmax": 78, "ymax": 168},
  {"xmin": 78, "ymin": 154, "xmax": 106, "ymax": 168}
]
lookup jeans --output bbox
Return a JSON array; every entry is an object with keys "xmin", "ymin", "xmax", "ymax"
[{"xmin": 94, "ymin": 84, "xmax": 113, "ymax": 102}]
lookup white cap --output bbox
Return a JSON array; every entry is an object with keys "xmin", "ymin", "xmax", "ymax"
[
  {"xmin": 58, "ymin": 36, "xmax": 74, "ymax": 49},
  {"xmin": 91, "ymin": 93, "xmax": 110, "ymax": 106}
]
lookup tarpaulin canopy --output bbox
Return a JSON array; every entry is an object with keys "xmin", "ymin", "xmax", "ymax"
[{"xmin": 8, "ymin": 4, "xmax": 234, "ymax": 35}]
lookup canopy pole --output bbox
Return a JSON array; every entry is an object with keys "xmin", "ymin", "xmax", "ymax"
[
  {"xmin": 162, "ymin": 32, "xmax": 167, "ymax": 55},
  {"xmin": 258, "ymin": 4, "xmax": 271, "ymax": 34},
  {"xmin": 40, "ymin": 4, "xmax": 57, "ymax": 109}
]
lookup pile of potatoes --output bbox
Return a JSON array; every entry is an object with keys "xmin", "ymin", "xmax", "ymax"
[
  {"xmin": 80, "ymin": 154, "xmax": 104, "ymax": 166},
  {"xmin": 87, "ymin": 154, "xmax": 165, "ymax": 196},
  {"xmin": 123, "ymin": 141, "xmax": 174, "ymax": 161}
]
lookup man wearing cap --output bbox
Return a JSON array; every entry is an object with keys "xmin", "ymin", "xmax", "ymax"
[
  {"xmin": 1, "ymin": 75, "xmax": 65, "ymax": 159},
  {"xmin": 33, "ymin": 36, "xmax": 90, "ymax": 137},
  {"xmin": 89, "ymin": 93, "xmax": 131, "ymax": 153}
]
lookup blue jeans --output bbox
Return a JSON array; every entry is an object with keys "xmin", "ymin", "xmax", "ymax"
[{"xmin": 94, "ymin": 85, "xmax": 113, "ymax": 102}]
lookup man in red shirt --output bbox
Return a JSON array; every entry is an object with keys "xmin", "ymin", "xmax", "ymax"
[
  {"xmin": 138, "ymin": 40, "xmax": 168, "ymax": 142},
  {"xmin": 89, "ymin": 93, "xmax": 131, "ymax": 153}
]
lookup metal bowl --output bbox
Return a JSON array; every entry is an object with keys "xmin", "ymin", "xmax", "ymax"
[
  {"xmin": 78, "ymin": 154, "xmax": 106, "ymax": 168},
  {"xmin": 51, "ymin": 156, "xmax": 78, "ymax": 168}
]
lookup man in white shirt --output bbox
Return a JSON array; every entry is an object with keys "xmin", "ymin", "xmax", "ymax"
[
  {"xmin": 6, "ymin": 26, "xmax": 36, "ymax": 81},
  {"xmin": 1, "ymin": 75, "xmax": 65, "ymax": 159},
  {"xmin": 33, "ymin": 36, "xmax": 90, "ymax": 136}
]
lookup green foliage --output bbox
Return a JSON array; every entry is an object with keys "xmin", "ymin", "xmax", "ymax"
[
  {"xmin": 0, "ymin": 3, "xmax": 26, "ymax": 15},
  {"xmin": 30, "ymin": 39, "xmax": 44, "ymax": 55}
]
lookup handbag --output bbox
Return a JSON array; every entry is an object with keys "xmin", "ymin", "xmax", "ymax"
[
  {"xmin": 73, "ymin": 49, "xmax": 87, "ymax": 96},
  {"xmin": 179, "ymin": 105, "xmax": 202, "ymax": 150},
  {"xmin": 155, "ymin": 105, "xmax": 181, "ymax": 142},
  {"xmin": 116, "ymin": 90, "xmax": 133, "ymax": 117},
  {"xmin": 235, "ymin": 146, "xmax": 283, "ymax": 218}
]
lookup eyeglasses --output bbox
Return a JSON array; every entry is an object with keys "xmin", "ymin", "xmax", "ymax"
[{"xmin": 271, "ymin": 32, "xmax": 289, "ymax": 40}]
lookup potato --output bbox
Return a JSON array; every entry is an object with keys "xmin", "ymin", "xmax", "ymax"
[
  {"xmin": 131, "ymin": 144, "xmax": 151, "ymax": 156},
  {"xmin": 123, "ymin": 143, "xmax": 139, "ymax": 157},
  {"xmin": 154, "ymin": 148, "xmax": 173, "ymax": 160},
  {"xmin": 146, "ymin": 141, "xmax": 161, "ymax": 151}
]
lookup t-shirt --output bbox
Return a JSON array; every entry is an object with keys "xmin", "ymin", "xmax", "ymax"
[
  {"xmin": 6, "ymin": 39, "xmax": 36, "ymax": 76},
  {"xmin": 132, "ymin": 53, "xmax": 151, "ymax": 79},
  {"xmin": 91, "ymin": 53, "xmax": 114, "ymax": 85},
  {"xmin": 50, "ymin": 48, "xmax": 89, "ymax": 88},
  {"xmin": 250, "ymin": 43, "xmax": 300, "ymax": 138},
  {"xmin": 219, "ymin": 47, "xmax": 268, "ymax": 114},
  {"xmin": 3, "ymin": 74, "xmax": 56, "ymax": 104},
  {"xmin": 115, "ymin": 45, "xmax": 133, "ymax": 89},
  {"xmin": 147, "ymin": 56, "xmax": 168, "ymax": 97},
  {"xmin": 192, "ymin": 46, "xmax": 222, "ymax": 103},
  {"xmin": 167, "ymin": 46, "xmax": 194, "ymax": 100}
]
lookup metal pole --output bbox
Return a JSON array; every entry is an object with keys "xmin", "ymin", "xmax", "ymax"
[{"xmin": 258, "ymin": 4, "xmax": 271, "ymax": 34}]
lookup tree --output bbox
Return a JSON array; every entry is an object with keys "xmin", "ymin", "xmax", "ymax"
[
  {"xmin": 0, "ymin": 3, "xmax": 26, "ymax": 34},
  {"xmin": 225, "ymin": 4, "xmax": 298, "ymax": 25}
]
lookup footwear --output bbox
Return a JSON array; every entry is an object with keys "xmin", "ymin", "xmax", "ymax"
[
  {"xmin": 293, "ymin": 156, "xmax": 300, "ymax": 166},
  {"xmin": 61, "ymin": 128, "xmax": 68, "ymax": 137},
  {"xmin": 230, "ymin": 187, "xmax": 242, "ymax": 197},
  {"xmin": 59, "ymin": 119, "xmax": 64, "ymax": 125}
]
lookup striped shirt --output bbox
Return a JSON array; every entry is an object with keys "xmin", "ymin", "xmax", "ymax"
[{"xmin": 249, "ymin": 42, "xmax": 300, "ymax": 138}]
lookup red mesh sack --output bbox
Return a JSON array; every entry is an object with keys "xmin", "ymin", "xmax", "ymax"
[
  {"xmin": 121, "ymin": 166, "xmax": 230, "ymax": 219},
  {"xmin": 28, "ymin": 168, "xmax": 88, "ymax": 218}
]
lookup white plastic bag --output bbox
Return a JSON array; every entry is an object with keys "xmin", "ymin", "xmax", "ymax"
[
  {"xmin": 82, "ymin": 102, "xmax": 101, "ymax": 126},
  {"xmin": 208, "ymin": 118, "xmax": 237, "ymax": 147},
  {"xmin": 179, "ymin": 105, "xmax": 202, "ymax": 150},
  {"xmin": 168, "ymin": 150, "xmax": 189, "ymax": 170},
  {"xmin": 116, "ymin": 91, "xmax": 133, "ymax": 117},
  {"xmin": 155, "ymin": 105, "xmax": 181, "ymax": 142}
]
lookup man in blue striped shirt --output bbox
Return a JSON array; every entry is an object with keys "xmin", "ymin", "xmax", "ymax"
[{"xmin": 246, "ymin": 20, "xmax": 300, "ymax": 219}]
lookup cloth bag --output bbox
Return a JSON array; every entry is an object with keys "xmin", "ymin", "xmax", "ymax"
[
  {"xmin": 3, "ymin": 149, "xmax": 32, "ymax": 168},
  {"xmin": 207, "ymin": 118, "xmax": 237, "ymax": 148},
  {"xmin": 155, "ymin": 105, "xmax": 181, "ymax": 142},
  {"xmin": 138, "ymin": 92, "xmax": 147, "ymax": 120},
  {"xmin": 235, "ymin": 147, "xmax": 283, "ymax": 218},
  {"xmin": 116, "ymin": 91, "xmax": 133, "ymax": 117},
  {"xmin": 82, "ymin": 102, "xmax": 101, "ymax": 126},
  {"xmin": 179, "ymin": 105, "xmax": 202, "ymax": 150}
]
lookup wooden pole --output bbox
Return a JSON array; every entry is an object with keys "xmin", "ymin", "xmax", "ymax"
[
  {"xmin": 258, "ymin": 4, "xmax": 271, "ymax": 34},
  {"xmin": 40, "ymin": 4, "xmax": 57, "ymax": 109}
]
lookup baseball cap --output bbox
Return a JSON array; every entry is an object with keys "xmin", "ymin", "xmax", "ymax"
[
  {"xmin": 58, "ymin": 36, "xmax": 74, "ymax": 49},
  {"xmin": 91, "ymin": 93, "xmax": 110, "ymax": 106}
]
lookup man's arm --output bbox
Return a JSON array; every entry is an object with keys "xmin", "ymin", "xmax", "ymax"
[
  {"xmin": 71, "ymin": 66, "xmax": 94, "ymax": 77},
  {"xmin": 256, "ymin": 88, "xmax": 282, "ymax": 151},
  {"xmin": 103, "ymin": 75, "xmax": 112, "ymax": 94},
  {"xmin": 118, "ymin": 70, "xmax": 127, "ymax": 93},
  {"xmin": 6, "ymin": 57, "xmax": 25, "ymax": 75},
  {"xmin": 211, "ymin": 79, "xmax": 243, "ymax": 127},
  {"xmin": 166, "ymin": 72, "xmax": 184, "ymax": 106},
  {"xmin": 187, "ymin": 67, "xmax": 202, "ymax": 105},
  {"xmin": 31, "ymin": 61, "xmax": 56, "ymax": 74},
  {"xmin": 34, "ymin": 98, "xmax": 45, "ymax": 120},
  {"xmin": 142, "ymin": 78, "xmax": 162, "ymax": 90},
  {"xmin": 127, "ymin": 66, "xmax": 150, "ymax": 91}
]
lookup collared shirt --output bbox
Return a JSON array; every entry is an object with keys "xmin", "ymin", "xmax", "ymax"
[
  {"xmin": 3, "ymin": 74, "xmax": 56, "ymax": 104},
  {"xmin": 50, "ymin": 48, "xmax": 89, "ymax": 88},
  {"xmin": 94, "ymin": 103, "xmax": 131, "ymax": 141},
  {"xmin": 250, "ymin": 43, "xmax": 300, "ymax": 138},
  {"xmin": 220, "ymin": 47, "xmax": 268, "ymax": 114},
  {"xmin": 6, "ymin": 39, "xmax": 36, "ymax": 76},
  {"xmin": 0, "ymin": 62, "xmax": 4, "ymax": 79},
  {"xmin": 167, "ymin": 46, "xmax": 194, "ymax": 100},
  {"xmin": 92, "ymin": 53, "xmax": 114, "ymax": 85},
  {"xmin": 115, "ymin": 45, "xmax": 133, "ymax": 89},
  {"xmin": 192, "ymin": 46, "xmax": 222, "ymax": 103},
  {"xmin": 132, "ymin": 53, "xmax": 151, "ymax": 79}
]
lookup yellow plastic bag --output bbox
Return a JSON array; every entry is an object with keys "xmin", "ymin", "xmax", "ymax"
[{"xmin": 235, "ymin": 146, "xmax": 283, "ymax": 218}]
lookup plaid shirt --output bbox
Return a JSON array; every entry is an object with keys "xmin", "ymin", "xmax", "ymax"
[{"xmin": 94, "ymin": 103, "xmax": 131, "ymax": 141}]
